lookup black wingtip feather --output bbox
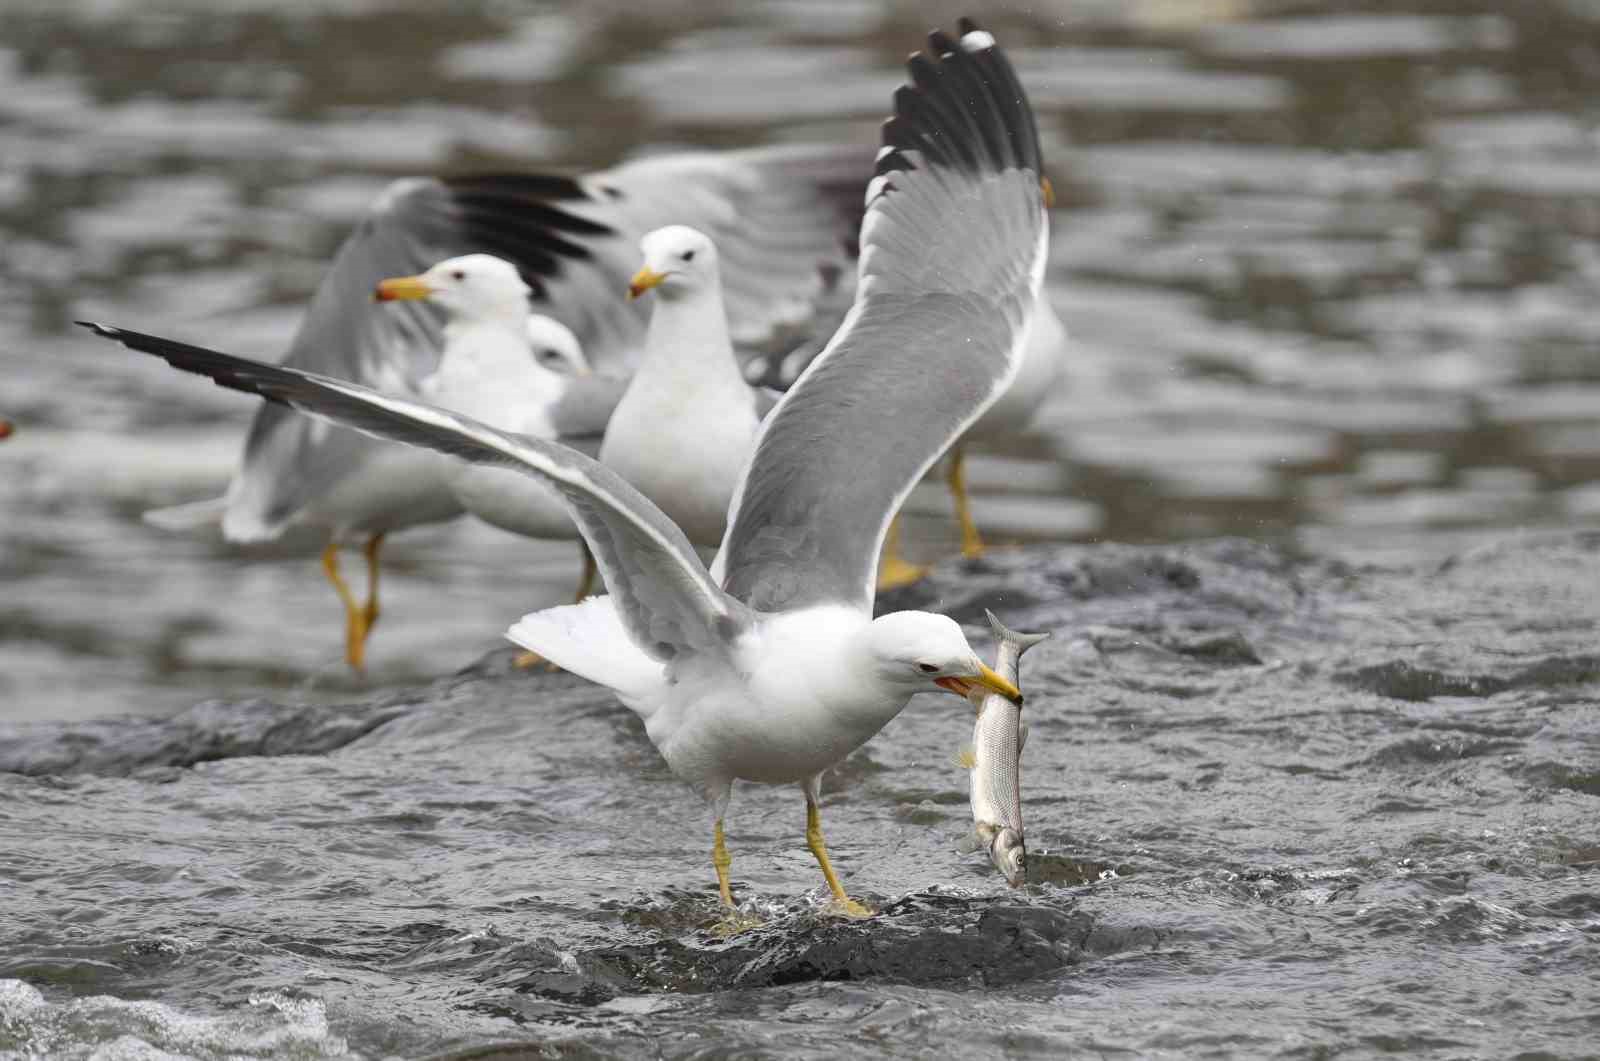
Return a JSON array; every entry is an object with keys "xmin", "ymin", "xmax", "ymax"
[
  {"xmin": 434, "ymin": 173, "xmax": 615, "ymax": 289},
  {"xmin": 873, "ymin": 17, "xmax": 1042, "ymax": 185}
]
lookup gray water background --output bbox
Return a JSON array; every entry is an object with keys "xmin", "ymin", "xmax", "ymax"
[{"xmin": 1, "ymin": 1, "xmax": 1598, "ymax": 1057}]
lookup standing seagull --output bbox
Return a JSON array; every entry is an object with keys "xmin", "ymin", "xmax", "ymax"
[
  {"xmin": 605, "ymin": 225, "xmax": 769, "ymax": 548},
  {"xmin": 85, "ymin": 18, "xmax": 1045, "ymax": 919},
  {"xmin": 376, "ymin": 253, "xmax": 623, "ymax": 606}
]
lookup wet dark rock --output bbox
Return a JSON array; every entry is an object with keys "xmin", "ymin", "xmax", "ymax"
[
  {"xmin": 587, "ymin": 898, "xmax": 1093, "ymax": 996},
  {"xmin": 1159, "ymin": 627, "xmax": 1263, "ymax": 665},
  {"xmin": 0, "ymin": 694, "xmax": 418, "ymax": 776},
  {"xmin": 1336, "ymin": 654, "xmax": 1600, "ymax": 702}
]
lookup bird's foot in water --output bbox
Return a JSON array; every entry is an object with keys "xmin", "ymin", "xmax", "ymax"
[
  {"xmin": 513, "ymin": 651, "xmax": 563, "ymax": 673},
  {"xmin": 875, "ymin": 556, "xmax": 928, "ymax": 591},
  {"xmin": 709, "ymin": 908, "xmax": 764, "ymax": 937},
  {"xmin": 824, "ymin": 896, "xmax": 875, "ymax": 920}
]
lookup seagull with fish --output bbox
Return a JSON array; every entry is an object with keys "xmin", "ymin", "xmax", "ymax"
[
  {"xmin": 143, "ymin": 141, "xmax": 870, "ymax": 671},
  {"xmin": 85, "ymin": 17, "xmax": 1046, "ymax": 919}
]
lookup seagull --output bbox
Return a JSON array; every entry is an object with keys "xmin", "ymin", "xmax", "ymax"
[
  {"xmin": 376, "ymin": 253, "xmax": 625, "ymax": 607},
  {"xmin": 605, "ymin": 225, "xmax": 771, "ymax": 548},
  {"xmin": 943, "ymin": 288, "xmax": 1069, "ymax": 560},
  {"xmin": 84, "ymin": 17, "xmax": 1045, "ymax": 920},
  {"xmin": 138, "ymin": 142, "xmax": 871, "ymax": 670}
]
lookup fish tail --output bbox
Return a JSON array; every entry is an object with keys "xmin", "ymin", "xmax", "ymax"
[{"xmin": 984, "ymin": 609, "xmax": 1050, "ymax": 655}]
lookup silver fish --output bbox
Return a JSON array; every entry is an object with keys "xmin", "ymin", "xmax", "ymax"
[{"xmin": 957, "ymin": 609, "xmax": 1049, "ymax": 887}]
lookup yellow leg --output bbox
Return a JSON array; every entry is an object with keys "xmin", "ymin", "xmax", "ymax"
[
  {"xmin": 321, "ymin": 543, "xmax": 367, "ymax": 672},
  {"xmin": 709, "ymin": 819, "xmax": 761, "ymax": 935},
  {"xmin": 948, "ymin": 447, "xmax": 985, "ymax": 559},
  {"xmin": 573, "ymin": 543, "xmax": 597, "ymax": 603},
  {"xmin": 345, "ymin": 533, "xmax": 384, "ymax": 671},
  {"xmin": 875, "ymin": 515, "xmax": 928, "ymax": 591},
  {"xmin": 805, "ymin": 798, "xmax": 871, "ymax": 918},
  {"xmin": 713, "ymin": 820, "xmax": 735, "ymax": 907}
]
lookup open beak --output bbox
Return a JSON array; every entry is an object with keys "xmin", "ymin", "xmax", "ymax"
[
  {"xmin": 934, "ymin": 663, "xmax": 1022, "ymax": 704},
  {"xmin": 628, "ymin": 266, "xmax": 666, "ymax": 300},
  {"xmin": 374, "ymin": 275, "xmax": 433, "ymax": 302}
]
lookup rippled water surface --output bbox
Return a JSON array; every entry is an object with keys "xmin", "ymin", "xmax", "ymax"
[{"xmin": 3, "ymin": 1, "xmax": 1600, "ymax": 1057}]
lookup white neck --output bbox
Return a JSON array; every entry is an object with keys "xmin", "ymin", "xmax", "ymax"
[
  {"xmin": 430, "ymin": 318, "xmax": 565, "ymax": 429},
  {"xmin": 751, "ymin": 606, "xmax": 916, "ymax": 734},
  {"xmin": 635, "ymin": 282, "xmax": 746, "ymax": 394}
]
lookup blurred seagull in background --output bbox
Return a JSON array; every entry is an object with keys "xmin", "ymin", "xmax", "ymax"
[
  {"xmin": 85, "ymin": 16, "xmax": 1047, "ymax": 922},
  {"xmin": 137, "ymin": 143, "xmax": 871, "ymax": 671},
  {"xmin": 606, "ymin": 225, "xmax": 774, "ymax": 548},
  {"xmin": 375, "ymin": 253, "xmax": 623, "ymax": 607}
]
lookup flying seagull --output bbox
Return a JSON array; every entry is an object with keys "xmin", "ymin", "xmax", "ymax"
[{"xmin": 84, "ymin": 17, "xmax": 1045, "ymax": 920}]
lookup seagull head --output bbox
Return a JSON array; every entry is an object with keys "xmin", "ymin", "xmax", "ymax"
[
  {"xmin": 526, "ymin": 314, "xmax": 590, "ymax": 377},
  {"xmin": 864, "ymin": 611, "xmax": 1021, "ymax": 704},
  {"xmin": 375, "ymin": 254, "xmax": 531, "ymax": 325},
  {"xmin": 628, "ymin": 226, "xmax": 718, "ymax": 301}
]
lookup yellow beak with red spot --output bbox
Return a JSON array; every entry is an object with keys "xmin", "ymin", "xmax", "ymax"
[
  {"xmin": 935, "ymin": 664, "xmax": 1022, "ymax": 704},
  {"xmin": 628, "ymin": 266, "xmax": 667, "ymax": 300},
  {"xmin": 374, "ymin": 275, "xmax": 434, "ymax": 302}
]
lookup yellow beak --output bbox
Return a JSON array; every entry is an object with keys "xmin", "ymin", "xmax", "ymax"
[
  {"xmin": 934, "ymin": 663, "xmax": 1022, "ymax": 705},
  {"xmin": 628, "ymin": 266, "xmax": 667, "ymax": 300},
  {"xmin": 374, "ymin": 275, "xmax": 434, "ymax": 302}
]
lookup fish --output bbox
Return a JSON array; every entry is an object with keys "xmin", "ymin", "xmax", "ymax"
[{"xmin": 956, "ymin": 609, "xmax": 1049, "ymax": 887}]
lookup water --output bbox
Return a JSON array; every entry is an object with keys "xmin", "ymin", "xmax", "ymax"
[{"xmin": 3, "ymin": 1, "xmax": 1600, "ymax": 1057}]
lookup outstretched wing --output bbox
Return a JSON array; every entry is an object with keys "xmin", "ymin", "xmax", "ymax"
[
  {"xmin": 224, "ymin": 145, "xmax": 869, "ymax": 541},
  {"xmin": 717, "ymin": 20, "xmax": 1049, "ymax": 615},
  {"xmin": 85, "ymin": 323, "xmax": 748, "ymax": 666}
]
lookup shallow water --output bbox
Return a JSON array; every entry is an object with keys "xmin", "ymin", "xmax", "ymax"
[
  {"xmin": 3, "ymin": 0, "xmax": 1600, "ymax": 1057},
  {"xmin": 5, "ymin": 537, "xmax": 1599, "ymax": 1058}
]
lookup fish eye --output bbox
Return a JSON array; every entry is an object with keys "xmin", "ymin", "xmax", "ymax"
[
  {"xmin": 918, "ymin": 663, "xmax": 939, "ymax": 673},
  {"xmin": 680, "ymin": 250, "xmax": 695, "ymax": 262}
]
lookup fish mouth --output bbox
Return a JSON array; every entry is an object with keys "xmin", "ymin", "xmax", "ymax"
[
  {"xmin": 934, "ymin": 663, "xmax": 1022, "ymax": 704},
  {"xmin": 991, "ymin": 828, "xmax": 1027, "ymax": 888}
]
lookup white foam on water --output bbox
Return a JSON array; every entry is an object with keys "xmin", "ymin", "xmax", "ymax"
[{"xmin": 0, "ymin": 981, "xmax": 355, "ymax": 1060}]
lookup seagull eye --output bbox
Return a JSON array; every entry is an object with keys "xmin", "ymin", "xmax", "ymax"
[
  {"xmin": 918, "ymin": 663, "xmax": 939, "ymax": 674},
  {"xmin": 680, "ymin": 250, "xmax": 695, "ymax": 262},
  {"xmin": 451, "ymin": 269, "xmax": 465, "ymax": 281}
]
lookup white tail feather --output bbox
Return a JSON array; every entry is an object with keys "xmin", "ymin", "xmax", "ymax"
[
  {"xmin": 506, "ymin": 595, "xmax": 664, "ymax": 709},
  {"xmin": 142, "ymin": 496, "xmax": 228, "ymax": 533}
]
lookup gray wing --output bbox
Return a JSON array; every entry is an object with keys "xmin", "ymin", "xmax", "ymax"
[
  {"xmin": 85, "ymin": 324, "xmax": 747, "ymax": 665},
  {"xmin": 532, "ymin": 143, "xmax": 871, "ymax": 375},
  {"xmin": 227, "ymin": 149, "xmax": 868, "ymax": 538},
  {"xmin": 230, "ymin": 177, "xmax": 487, "ymax": 537},
  {"xmin": 545, "ymin": 374, "xmax": 627, "ymax": 439},
  {"xmin": 718, "ymin": 21, "xmax": 1049, "ymax": 616}
]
